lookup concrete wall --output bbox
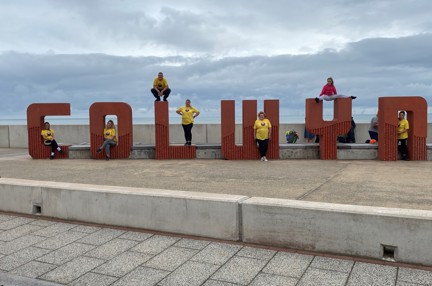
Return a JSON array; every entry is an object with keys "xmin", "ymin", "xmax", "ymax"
[
  {"xmin": 0, "ymin": 125, "xmax": 9, "ymax": 148},
  {"xmin": 2, "ymin": 178, "xmax": 432, "ymax": 266},
  {"xmin": 0, "ymin": 178, "xmax": 247, "ymax": 241},
  {"xmin": 242, "ymin": 197, "xmax": 432, "ymax": 266},
  {"xmin": 2, "ymin": 123, "xmax": 432, "ymax": 148}
]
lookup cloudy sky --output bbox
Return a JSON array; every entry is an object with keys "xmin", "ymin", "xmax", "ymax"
[{"xmin": 0, "ymin": 0, "xmax": 431, "ymax": 122}]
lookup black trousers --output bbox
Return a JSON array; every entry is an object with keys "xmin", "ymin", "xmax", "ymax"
[
  {"xmin": 257, "ymin": 139, "xmax": 269, "ymax": 157},
  {"xmin": 151, "ymin": 88, "xmax": 171, "ymax": 101},
  {"xmin": 398, "ymin": 138, "xmax": 408, "ymax": 159},
  {"xmin": 44, "ymin": 139, "xmax": 59, "ymax": 153},
  {"xmin": 182, "ymin": 123, "xmax": 193, "ymax": 142}
]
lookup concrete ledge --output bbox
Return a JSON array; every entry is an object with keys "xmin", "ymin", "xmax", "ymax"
[
  {"xmin": 0, "ymin": 178, "xmax": 247, "ymax": 241},
  {"xmin": 242, "ymin": 197, "xmax": 432, "ymax": 266},
  {"xmin": 69, "ymin": 143, "xmax": 385, "ymax": 160}
]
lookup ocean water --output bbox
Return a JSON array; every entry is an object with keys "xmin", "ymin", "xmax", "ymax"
[{"xmin": 1, "ymin": 114, "xmax": 431, "ymax": 125}]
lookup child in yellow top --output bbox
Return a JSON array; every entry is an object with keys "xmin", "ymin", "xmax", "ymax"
[
  {"xmin": 176, "ymin": 99, "xmax": 200, "ymax": 146},
  {"xmin": 253, "ymin": 111, "xmax": 272, "ymax": 161},
  {"xmin": 41, "ymin": 122, "xmax": 63, "ymax": 160},
  {"xmin": 96, "ymin": 120, "xmax": 117, "ymax": 160},
  {"xmin": 398, "ymin": 111, "xmax": 409, "ymax": 160}
]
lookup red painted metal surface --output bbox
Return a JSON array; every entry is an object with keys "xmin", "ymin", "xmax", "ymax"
[
  {"xmin": 26, "ymin": 103, "xmax": 71, "ymax": 159},
  {"xmin": 305, "ymin": 98, "xmax": 352, "ymax": 160},
  {"xmin": 378, "ymin": 97, "xmax": 427, "ymax": 161},
  {"xmin": 89, "ymin": 102, "xmax": 133, "ymax": 159},
  {"xmin": 221, "ymin": 100, "xmax": 279, "ymax": 160},
  {"xmin": 154, "ymin": 101, "xmax": 196, "ymax": 159}
]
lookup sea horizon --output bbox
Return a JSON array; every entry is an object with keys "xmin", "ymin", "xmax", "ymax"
[{"xmin": 1, "ymin": 114, "xmax": 432, "ymax": 125}]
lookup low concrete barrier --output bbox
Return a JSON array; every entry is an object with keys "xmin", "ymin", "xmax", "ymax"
[
  {"xmin": 242, "ymin": 197, "xmax": 432, "ymax": 266},
  {"xmin": 0, "ymin": 178, "xmax": 247, "ymax": 241},
  {"xmin": 3, "ymin": 178, "xmax": 432, "ymax": 266}
]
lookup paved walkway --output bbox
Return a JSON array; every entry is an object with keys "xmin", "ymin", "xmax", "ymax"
[{"xmin": 1, "ymin": 213, "xmax": 432, "ymax": 286}]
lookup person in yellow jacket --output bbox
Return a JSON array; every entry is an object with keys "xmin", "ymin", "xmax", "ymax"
[
  {"xmin": 96, "ymin": 120, "xmax": 117, "ymax": 160},
  {"xmin": 398, "ymin": 110, "xmax": 409, "ymax": 160},
  {"xmin": 41, "ymin": 122, "xmax": 63, "ymax": 160},
  {"xmin": 254, "ymin": 111, "xmax": 272, "ymax": 161},
  {"xmin": 176, "ymin": 99, "xmax": 200, "ymax": 146}
]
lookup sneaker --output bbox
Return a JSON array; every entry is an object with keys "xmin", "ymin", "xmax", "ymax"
[
  {"xmin": 315, "ymin": 97, "xmax": 319, "ymax": 103},
  {"xmin": 184, "ymin": 142, "xmax": 188, "ymax": 146},
  {"xmin": 50, "ymin": 155, "xmax": 54, "ymax": 160},
  {"xmin": 155, "ymin": 98, "xmax": 161, "ymax": 102},
  {"xmin": 351, "ymin": 96, "xmax": 357, "ymax": 99},
  {"xmin": 96, "ymin": 148, "xmax": 102, "ymax": 153},
  {"xmin": 260, "ymin": 157, "xmax": 264, "ymax": 161},
  {"xmin": 106, "ymin": 156, "xmax": 110, "ymax": 161},
  {"xmin": 263, "ymin": 156, "xmax": 268, "ymax": 162}
]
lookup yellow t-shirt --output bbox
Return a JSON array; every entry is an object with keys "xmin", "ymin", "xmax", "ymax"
[
  {"xmin": 103, "ymin": 128, "xmax": 117, "ymax": 142},
  {"xmin": 153, "ymin": 78, "xmax": 168, "ymax": 90},
  {"xmin": 177, "ymin": 106, "xmax": 199, "ymax": 125},
  {"xmin": 254, "ymin": 119, "xmax": 271, "ymax": 140},
  {"xmin": 398, "ymin": 119, "xmax": 409, "ymax": 140},
  {"xmin": 41, "ymin": 129, "xmax": 54, "ymax": 141}
]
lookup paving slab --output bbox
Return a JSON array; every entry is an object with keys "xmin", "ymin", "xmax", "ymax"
[
  {"xmin": 297, "ymin": 268, "xmax": 349, "ymax": 286},
  {"xmin": 77, "ymin": 228, "xmax": 125, "ymax": 246},
  {"xmin": 158, "ymin": 261, "xmax": 220, "ymax": 286},
  {"xmin": 397, "ymin": 267, "xmax": 432, "ymax": 285},
  {"xmin": 118, "ymin": 231, "xmax": 153, "ymax": 242},
  {"xmin": 93, "ymin": 251, "xmax": 153, "ymax": 278},
  {"xmin": 203, "ymin": 280, "xmax": 242, "ymax": 286},
  {"xmin": 9, "ymin": 261, "xmax": 57, "ymax": 279},
  {"xmin": 262, "ymin": 252, "xmax": 314, "ymax": 278},
  {"xmin": 0, "ymin": 272, "xmax": 62, "ymax": 286},
  {"xmin": 131, "ymin": 235, "xmax": 179, "ymax": 255},
  {"xmin": 144, "ymin": 246, "xmax": 198, "ymax": 271},
  {"xmin": 40, "ymin": 256, "xmax": 105, "ymax": 284},
  {"xmin": 0, "ymin": 217, "xmax": 35, "ymax": 231},
  {"xmin": 35, "ymin": 230, "xmax": 88, "ymax": 250},
  {"xmin": 0, "ymin": 246, "xmax": 51, "ymax": 271},
  {"xmin": 36, "ymin": 242, "xmax": 95, "ymax": 265},
  {"xmin": 346, "ymin": 262, "xmax": 397, "ymax": 286},
  {"xmin": 85, "ymin": 238, "xmax": 138, "ymax": 260},
  {"xmin": 69, "ymin": 272, "xmax": 118, "ymax": 286},
  {"xmin": 174, "ymin": 238, "xmax": 211, "ymax": 250},
  {"xmin": 0, "ymin": 235, "xmax": 46, "ymax": 255},
  {"xmin": 32, "ymin": 223, "xmax": 76, "ymax": 238},
  {"xmin": 235, "ymin": 246, "xmax": 276, "ymax": 261},
  {"xmin": 0, "ymin": 224, "xmax": 42, "ymax": 241},
  {"xmin": 249, "ymin": 273, "xmax": 298, "ymax": 286},
  {"xmin": 112, "ymin": 266, "xmax": 169, "ymax": 286},
  {"xmin": 191, "ymin": 242, "xmax": 242, "ymax": 265},
  {"xmin": 210, "ymin": 256, "xmax": 268, "ymax": 285},
  {"xmin": 309, "ymin": 256, "xmax": 354, "ymax": 273}
]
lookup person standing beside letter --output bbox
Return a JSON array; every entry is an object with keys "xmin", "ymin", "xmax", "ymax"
[{"xmin": 176, "ymin": 99, "xmax": 200, "ymax": 146}]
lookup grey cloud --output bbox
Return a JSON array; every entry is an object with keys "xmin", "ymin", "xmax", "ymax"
[{"xmin": 1, "ymin": 34, "xmax": 431, "ymax": 120}]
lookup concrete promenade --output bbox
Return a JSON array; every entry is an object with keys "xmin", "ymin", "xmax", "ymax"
[{"xmin": 1, "ymin": 148, "xmax": 432, "ymax": 285}]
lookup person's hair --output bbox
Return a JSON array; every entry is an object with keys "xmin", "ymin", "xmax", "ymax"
[
  {"xmin": 257, "ymin": 111, "xmax": 266, "ymax": 118},
  {"xmin": 327, "ymin": 77, "xmax": 334, "ymax": 85},
  {"xmin": 158, "ymin": 72, "xmax": 163, "ymax": 75},
  {"xmin": 186, "ymin": 99, "xmax": 191, "ymax": 103},
  {"xmin": 106, "ymin": 120, "xmax": 116, "ymax": 130},
  {"xmin": 43, "ymin": 122, "xmax": 50, "ymax": 129},
  {"xmin": 399, "ymin": 110, "xmax": 406, "ymax": 115}
]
